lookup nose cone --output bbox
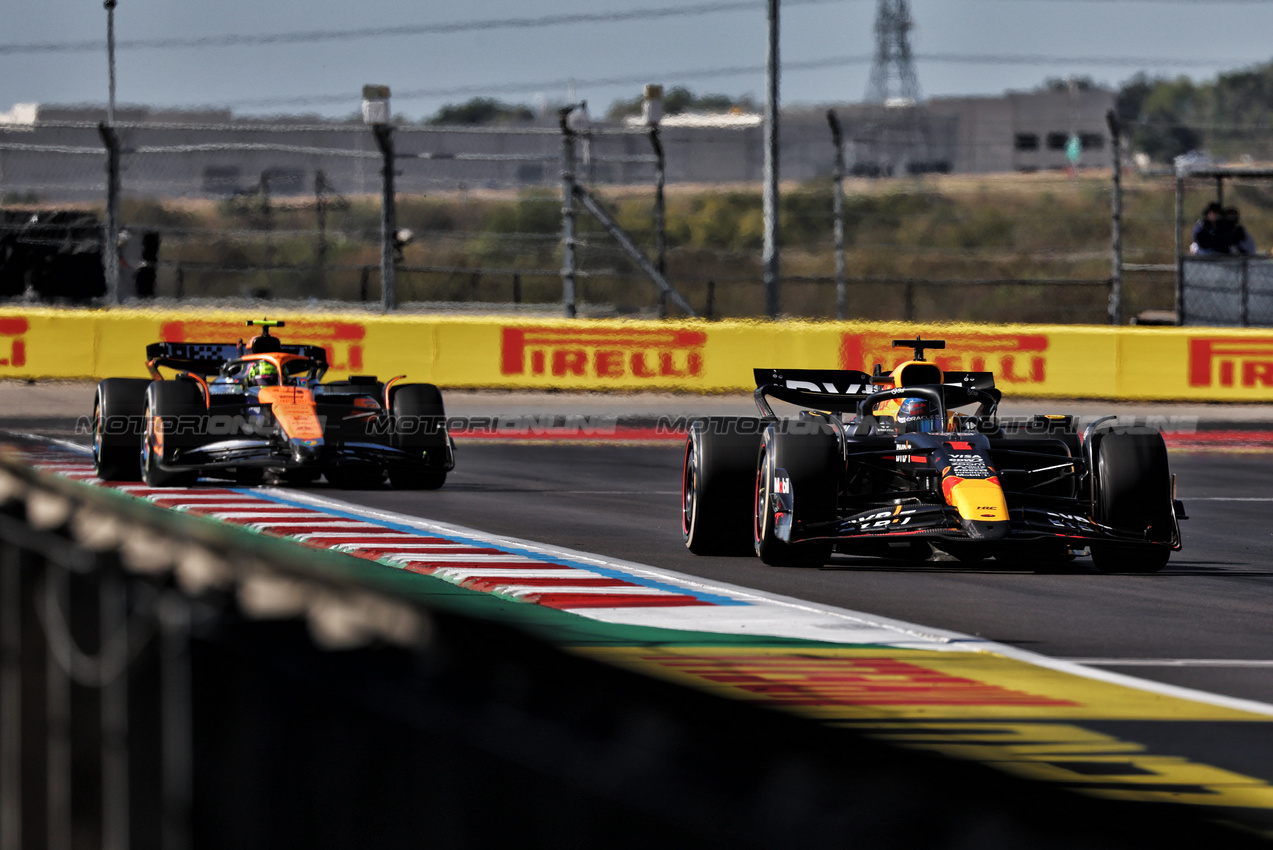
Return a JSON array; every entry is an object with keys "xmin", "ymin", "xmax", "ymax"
[
  {"xmin": 961, "ymin": 518, "xmax": 1009, "ymax": 540},
  {"xmin": 290, "ymin": 438, "xmax": 323, "ymax": 463}
]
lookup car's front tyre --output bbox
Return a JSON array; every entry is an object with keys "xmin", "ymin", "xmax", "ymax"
[
  {"xmin": 389, "ymin": 383, "xmax": 449, "ymax": 490},
  {"xmin": 754, "ymin": 423, "xmax": 838, "ymax": 568},
  {"xmin": 1090, "ymin": 428, "xmax": 1174, "ymax": 574}
]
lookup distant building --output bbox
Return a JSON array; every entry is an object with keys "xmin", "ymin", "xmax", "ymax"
[{"xmin": 0, "ymin": 88, "xmax": 1118, "ymax": 203}]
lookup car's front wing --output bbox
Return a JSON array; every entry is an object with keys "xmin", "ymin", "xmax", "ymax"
[
  {"xmin": 787, "ymin": 503, "xmax": 1182, "ymax": 550},
  {"xmin": 157, "ymin": 436, "xmax": 455, "ymax": 474}
]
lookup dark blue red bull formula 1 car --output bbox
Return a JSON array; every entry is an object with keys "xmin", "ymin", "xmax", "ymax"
[
  {"xmin": 681, "ymin": 337, "xmax": 1186, "ymax": 573},
  {"xmin": 91, "ymin": 319, "xmax": 454, "ymax": 489}
]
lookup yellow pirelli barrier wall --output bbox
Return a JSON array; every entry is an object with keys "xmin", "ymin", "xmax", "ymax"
[{"xmin": 3, "ymin": 307, "xmax": 1273, "ymax": 401}]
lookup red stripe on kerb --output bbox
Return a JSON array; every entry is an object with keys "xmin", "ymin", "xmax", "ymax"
[
  {"xmin": 461, "ymin": 577, "xmax": 633, "ymax": 591},
  {"xmin": 399, "ymin": 562, "xmax": 552, "ymax": 575},
  {"xmin": 292, "ymin": 536, "xmax": 452, "ymax": 547},
  {"xmin": 182, "ymin": 506, "xmax": 317, "ymax": 516},
  {"xmin": 385, "ymin": 548, "xmax": 528, "ymax": 558},
  {"xmin": 333, "ymin": 545, "xmax": 477, "ymax": 557},
  {"xmin": 248, "ymin": 523, "xmax": 387, "ymax": 535},
  {"xmin": 136, "ymin": 489, "xmax": 243, "ymax": 499},
  {"xmin": 526, "ymin": 593, "xmax": 713, "ymax": 609},
  {"xmin": 1164, "ymin": 430, "xmax": 1273, "ymax": 447}
]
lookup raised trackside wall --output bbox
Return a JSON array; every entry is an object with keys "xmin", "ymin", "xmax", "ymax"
[{"xmin": 3, "ymin": 308, "xmax": 1273, "ymax": 401}]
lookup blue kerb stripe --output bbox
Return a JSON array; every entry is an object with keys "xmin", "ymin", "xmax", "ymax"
[{"xmin": 232, "ymin": 488, "xmax": 747, "ymax": 607}]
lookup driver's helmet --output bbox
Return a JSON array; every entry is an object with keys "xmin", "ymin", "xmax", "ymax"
[
  {"xmin": 896, "ymin": 397, "xmax": 943, "ymax": 433},
  {"xmin": 246, "ymin": 360, "xmax": 280, "ymax": 387}
]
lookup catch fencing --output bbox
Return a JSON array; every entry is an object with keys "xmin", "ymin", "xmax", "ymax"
[{"xmin": 0, "ymin": 113, "xmax": 1183, "ymax": 322}]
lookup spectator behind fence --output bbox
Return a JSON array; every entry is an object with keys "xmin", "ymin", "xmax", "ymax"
[
  {"xmin": 1191, "ymin": 202, "xmax": 1259, "ymax": 255},
  {"xmin": 1190, "ymin": 202, "xmax": 1226, "ymax": 254},
  {"xmin": 1225, "ymin": 207, "xmax": 1258, "ymax": 255}
]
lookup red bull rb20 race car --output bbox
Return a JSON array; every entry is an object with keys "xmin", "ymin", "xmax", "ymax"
[
  {"xmin": 682, "ymin": 337, "xmax": 1186, "ymax": 573},
  {"xmin": 92, "ymin": 319, "xmax": 454, "ymax": 489}
]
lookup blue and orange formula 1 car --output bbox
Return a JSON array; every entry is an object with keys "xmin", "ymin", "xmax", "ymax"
[
  {"xmin": 91, "ymin": 319, "xmax": 454, "ymax": 489},
  {"xmin": 681, "ymin": 337, "xmax": 1186, "ymax": 573}
]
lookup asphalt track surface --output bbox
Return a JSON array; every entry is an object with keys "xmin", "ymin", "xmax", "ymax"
[{"xmin": 19, "ymin": 399, "xmax": 1273, "ymax": 705}]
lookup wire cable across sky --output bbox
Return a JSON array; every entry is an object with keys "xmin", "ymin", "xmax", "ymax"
[
  {"xmin": 233, "ymin": 51, "xmax": 1269, "ymax": 109},
  {"xmin": 0, "ymin": 0, "xmax": 851, "ymax": 56}
]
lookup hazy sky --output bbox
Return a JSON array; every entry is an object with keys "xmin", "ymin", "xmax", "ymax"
[{"xmin": 4, "ymin": 0, "xmax": 1273, "ymax": 121}]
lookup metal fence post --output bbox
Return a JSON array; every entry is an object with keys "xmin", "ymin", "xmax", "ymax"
[
  {"xmin": 314, "ymin": 171, "xmax": 329, "ymax": 298},
  {"xmin": 1106, "ymin": 110, "xmax": 1123, "ymax": 325},
  {"xmin": 373, "ymin": 124, "xmax": 396, "ymax": 311},
  {"xmin": 828, "ymin": 110, "xmax": 847, "ymax": 321},
  {"xmin": 762, "ymin": 0, "xmax": 781, "ymax": 319},
  {"xmin": 650, "ymin": 126, "xmax": 667, "ymax": 319},
  {"xmin": 1242, "ymin": 256, "xmax": 1250, "ymax": 327},
  {"xmin": 559, "ymin": 107, "xmax": 579, "ymax": 319},
  {"xmin": 1175, "ymin": 174, "xmax": 1185, "ymax": 325},
  {"xmin": 99, "ymin": 123, "xmax": 121, "ymax": 304}
]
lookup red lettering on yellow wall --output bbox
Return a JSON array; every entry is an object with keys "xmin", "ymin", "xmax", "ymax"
[
  {"xmin": 1188, "ymin": 337, "xmax": 1273, "ymax": 388},
  {"xmin": 501, "ymin": 327, "xmax": 707, "ymax": 381},
  {"xmin": 0, "ymin": 318, "xmax": 30, "ymax": 367}
]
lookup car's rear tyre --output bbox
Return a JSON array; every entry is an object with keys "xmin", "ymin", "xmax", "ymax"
[
  {"xmin": 682, "ymin": 418, "xmax": 762, "ymax": 555},
  {"xmin": 93, "ymin": 378, "xmax": 150, "ymax": 481},
  {"xmin": 754, "ymin": 423, "xmax": 838, "ymax": 568},
  {"xmin": 1090, "ymin": 428, "xmax": 1174, "ymax": 574},
  {"xmin": 141, "ymin": 380, "xmax": 204, "ymax": 487},
  {"xmin": 389, "ymin": 383, "xmax": 449, "ymax": 490}
]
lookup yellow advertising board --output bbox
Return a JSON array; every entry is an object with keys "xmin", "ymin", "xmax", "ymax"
[{"xmin": 2, "ymin": 307, "xmax": 1273, "ymax": 401}]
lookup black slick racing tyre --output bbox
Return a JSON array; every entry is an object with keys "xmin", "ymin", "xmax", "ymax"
[
  {"xmin": 141, "ymin": 380, "xmax": 205, "ymax": 487},
  {"xmin": 93, "ymin": 377, "xmax": 150, "ymax": 481},
  {"xmin": 682, "ymin": 418, "xmax": 763, "ymax": 555},
  {"xmin": 388, "ymin": 383, "xmax": 449, "ymax": 490},
  {"xmin": 1090, "ymin": 428, "xmax": 1174, "ymax": 574},
  {"xmin": 754, "ymin": 422, "xmax": 838, "ymax": 568}
]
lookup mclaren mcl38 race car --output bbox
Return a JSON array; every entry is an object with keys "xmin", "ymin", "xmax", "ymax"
[
  {"xmin": 682, "ymin": 337, "xmax": 1186, "ymax": 573},
  {"xmin": 92, "ymin": 319, "xmax": 454, "ymax": 489}
]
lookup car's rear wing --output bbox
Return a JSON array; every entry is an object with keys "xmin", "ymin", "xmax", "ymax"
[
  {"xmin": 753, "ymin": 368, "xmax": 999, "ymax": 417},
  {"xmin": 146, "ymin": 342, "xmax": 329, "ymax": 376}
]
